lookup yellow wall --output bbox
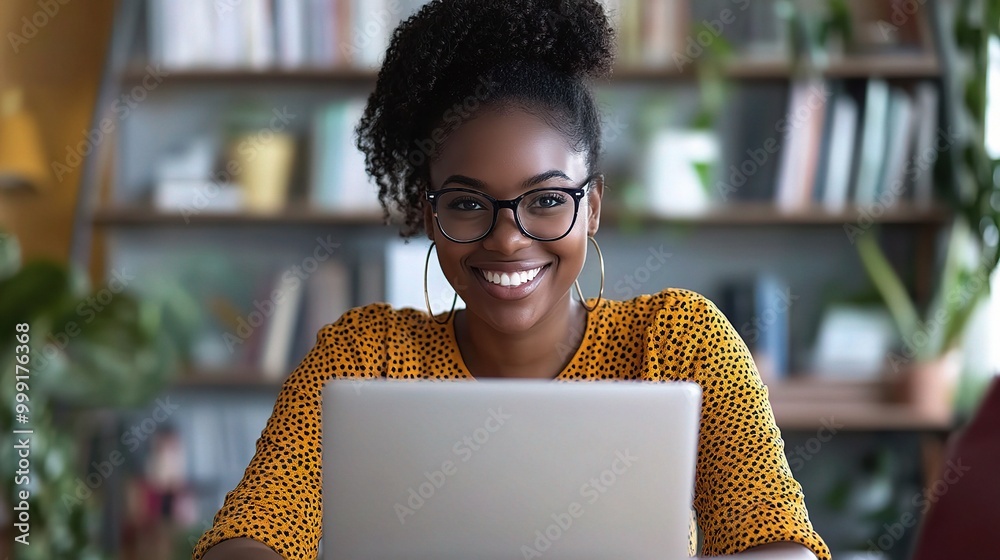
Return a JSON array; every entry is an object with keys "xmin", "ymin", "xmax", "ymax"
[{"xmin": 0, "ymin": 0, "xmax": 115, "ymax": 264}]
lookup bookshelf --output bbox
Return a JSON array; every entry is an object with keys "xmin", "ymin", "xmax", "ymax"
[
  {"xmin": 121, "ymin": 54, "xmax": 943, "ymax": 85},
  {"xmin": 76, "ymin": 1, "xmax": 957, "ymax": 558},
  {"xmin": 93, "ymin": 202, "xmax": 950, "ymax": 228}
]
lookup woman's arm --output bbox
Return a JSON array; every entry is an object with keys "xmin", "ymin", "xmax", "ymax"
[
  {"xmin": 672, "ymin": 294, "xmax": 830, "ymax": 558},
  {"xmin": 712, "ymin": 542, "xmax": 819, "ymax": 559},
  {"xmin": 201, "ymin": 538, "xmax": 282, "ymax": 560}
]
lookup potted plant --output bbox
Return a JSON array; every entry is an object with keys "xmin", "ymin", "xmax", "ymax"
[
  {"xmin": 856, "ymin": 0, "xmax": 999, "ymax": 420},
  {"xmin": 0, "ymin": 232, "xmax": 195, "ymax": 560}
]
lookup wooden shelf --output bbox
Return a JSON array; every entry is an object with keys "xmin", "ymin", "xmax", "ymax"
[
  {"xmin": 767, "ymin": 378, "xmax": 952, "ymax": 431},
  {"xmin": 721, "ymin": 54, "xmax": 941, "ymax": 80},
  {"xmin": 124, "ymin": 55, "xmax": 940, "ymax": 86},
  {"xmin": 604, "ymin": 202, "xmax": 951, "ymax": 227},
  {"xmin": 94, "ymin": 203, "xmax": 950, "ymax": 228},
  {"xmin": 123, "ymin": 66, "xmax": 381, "ymax": 85},
  {"xmin": 93, "ymin": 206, "xmax": 387, "ymax": 227},
  {"xmin": 168, "ymin": 372, "xmax": 953, "ymax": 431}
]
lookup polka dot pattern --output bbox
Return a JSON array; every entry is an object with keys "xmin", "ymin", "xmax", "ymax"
[{"xmin": 192, "ymin": 288, "xmax": 830, "ymax": 559}]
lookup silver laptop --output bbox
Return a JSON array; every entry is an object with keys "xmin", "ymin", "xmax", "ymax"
[{"xmin": 321, "ymin": 379, "xmax": 701, "ymax": 560}]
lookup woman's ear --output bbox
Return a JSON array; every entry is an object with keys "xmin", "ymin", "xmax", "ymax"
[{"xmin": 586, "ymin": 174, "xmax": 604, "ymax": 236}]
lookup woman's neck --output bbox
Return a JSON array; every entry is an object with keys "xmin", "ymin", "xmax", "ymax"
[{"xmin": 454, "ymin": 295, "xmax": 588, "ymax": 380}]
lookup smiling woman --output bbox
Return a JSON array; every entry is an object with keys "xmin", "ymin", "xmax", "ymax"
[{"xmin": 193, "ymin": 1, "xmax": 830, "ymax": 559}]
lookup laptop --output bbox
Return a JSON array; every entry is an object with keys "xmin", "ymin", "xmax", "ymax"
[{"xmin": 321, "ymin": 378, "xmax": 701, "ymax": 560}]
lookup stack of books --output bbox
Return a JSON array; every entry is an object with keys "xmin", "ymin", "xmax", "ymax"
[{"xmin": 147, "ymin": 0, "xmax": 424, "ymax": 70}]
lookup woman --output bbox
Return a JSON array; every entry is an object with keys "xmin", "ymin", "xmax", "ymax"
[{"xmin": 195, "ymin": 1, "xmax": 830, "ymax": 558}]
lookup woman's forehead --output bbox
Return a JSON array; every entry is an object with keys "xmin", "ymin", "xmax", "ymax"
[{"xmin": 429, "ymin": 109, "xmax": 588, "ymax": 192}]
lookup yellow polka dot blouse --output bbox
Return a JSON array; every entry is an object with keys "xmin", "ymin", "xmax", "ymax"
[{"xmin": 193, "ymin": 288, "xmax": 830, "ymax": 559}]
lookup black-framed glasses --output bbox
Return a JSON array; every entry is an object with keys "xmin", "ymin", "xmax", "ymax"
[{"xmin": 425, "ymin": 174, "xmax": 599, "ymax": 243}]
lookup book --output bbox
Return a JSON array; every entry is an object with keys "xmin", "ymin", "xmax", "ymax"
[
  {"xmin": 878, "ymin": 87, "xmax": 916, "ymax": 206},
  {"xmin": 774, "ymin": 80, "xmax": 828, "ymax": 212},
  {"xmin": 290, "ymin": 259, "xmax": 351, "ymax": 366},
  {"xmin": 910, "ymin": 82, "xmax": 940, "ymax": 207},
  {"xmin": 311, "ymin": 99, "xmax": 381, "ymax": 211},
  {"xmin": 311, "ymin": 102, "xmax": 345, "ymax": 208},
  {"xmin": 820, "ymin": 91, "xmax": 860, "ymax": 212},
  {"xmin": 718, "ymin": 274, "xmax": 792, "ymax": 382},
  {"xmin": 753, "ymin": 273, "xmax": 791, "ymax": 381},
  {"xmin": 246, "ymin": 0, "xmax": 276, "ymax": 69},
  {"xmin": 853, "ymin": 79, "xmax": 891, "ymax": 206},
  {"xmin": 276, "ymin": 0, "xmax": 307, "ymax": 68},
  {"xmin": 259, "ymin": 270, "xmax": 307, "ymax": 379}
]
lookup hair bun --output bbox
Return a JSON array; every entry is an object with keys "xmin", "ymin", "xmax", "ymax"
[
  {"xmin": 500, "ymin": 0, "xmax": 616, "ymax": 78},
  {"xmin": 390, "ymin": 0, "xmax": 616, "ymax": 84}
]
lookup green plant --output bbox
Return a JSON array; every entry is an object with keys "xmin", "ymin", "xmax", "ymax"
[
  {"xmin": 857, "ymin": 0, "xmax": 1000, "ymax": 362},
  {"xmin": 0, "ymin": 232, "xmax": 194, "ymax": 560}
]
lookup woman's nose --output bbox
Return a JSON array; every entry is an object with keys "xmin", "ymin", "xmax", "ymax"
[{"xmin": 481, "ymin": 208, "xmax": 531, "ymax": 254}]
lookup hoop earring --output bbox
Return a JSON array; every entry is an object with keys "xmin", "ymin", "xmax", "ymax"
[
  {"xmin": 424, "ymin": 242, "xmax": 457, "ymax": 325},
  {"xmin": 573, "ymin": 235, "xmax": 605, "ymax": 313}
]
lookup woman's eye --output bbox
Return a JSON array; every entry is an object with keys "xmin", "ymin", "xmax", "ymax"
[
  {"xmin": 532, "ymin": 193, "xmax": 568, "ymax": 208},
  {"xmin": 447, "ymin": 198, "xmax": 486, "ymax": 211}
]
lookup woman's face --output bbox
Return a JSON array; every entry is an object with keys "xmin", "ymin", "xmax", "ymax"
[{"xmin": 425, "ymin": 106, "xmax": 602, "ymax": 334}]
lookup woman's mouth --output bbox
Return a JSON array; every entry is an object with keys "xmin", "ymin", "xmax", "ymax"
[
  {"xmin": 479, "ymin": 266, "xmax": 543, "ymax": 287},
  {"xmin": 471, "ymin": 264, "xmax": 550, "ymax": 300}
]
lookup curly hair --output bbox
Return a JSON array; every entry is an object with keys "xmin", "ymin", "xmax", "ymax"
[{"xmin": 355, "ymin": 0, "xmax": 616, "ymax": 237}]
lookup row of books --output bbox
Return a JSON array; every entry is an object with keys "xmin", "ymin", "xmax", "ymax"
[
  {"xmin": 147, "ymin": 0, "xmax": 796, "ymax": 72},
  {"xmin": 774, "ymin": 79, "xmax": 939, "ymax": 211},
  {"xmin": 715, "ymin": 78, "xmax": 940, "ymax": 211},
  {"xmin": 225, "ymin": 258, "xmax": 356, "ymax": 378},
  {"xmin": 211, "ymin": 238, "xmax": 446, "ymax": 378},
  {"xmin": 147, "ymin": 0, "xmax": 424, "ymax": 70},
  {"xmin": 717, "ymin": 274, "xmax": 791, "ymax": 383}
]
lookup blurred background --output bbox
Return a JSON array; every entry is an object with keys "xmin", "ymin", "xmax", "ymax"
[{"xmin": 0, "ymin": 0, "xmax": 998, "ymax": 559}]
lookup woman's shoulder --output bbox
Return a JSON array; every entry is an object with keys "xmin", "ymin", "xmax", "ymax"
[
  {"xmin": 314, "ymin": 302, "xmax": 436, "ymax": 343},
  {"xmin": 606, "ymin": 287, "xmax": 721, "ymax": 318},
  {"xmin": 598, "ymin": 288, "xmax": 734, "ymax": 344}
]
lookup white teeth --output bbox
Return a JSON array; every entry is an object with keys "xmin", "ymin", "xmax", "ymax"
[{"xmin": 479, "ymin": 266, "xmax": 543, "ymax": 287}]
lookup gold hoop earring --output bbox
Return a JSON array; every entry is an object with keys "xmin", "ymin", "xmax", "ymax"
[
  {"xmin": 424, "ymin": 242, "xmax": 457, "ymax": 324},
  {"xmin": 573, "ymin": 235, "xmax": 605, "ymax": 313}
]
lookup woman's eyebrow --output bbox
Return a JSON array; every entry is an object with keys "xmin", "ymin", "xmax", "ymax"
[{"xmin": 441, "ymin": 169, "xmax": 572, "ymax": 189}]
